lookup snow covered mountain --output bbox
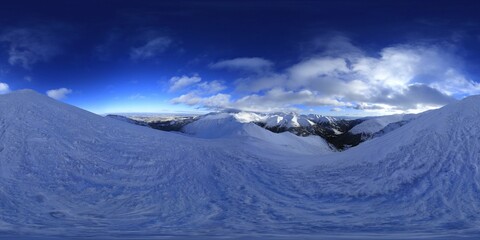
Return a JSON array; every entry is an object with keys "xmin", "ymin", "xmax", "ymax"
[
  {"xmin": 184, "ymin": 111, "xmax": 345, "ymax": 131},
  {"xmin": 265, "ymin": 112, "xmax": 315, "ymax": 128},
  {"xmin": 328, "ymin": 114, "xmax": 421, "ymax": 148},
  {"xmin": 182, "ymin": 111, "xmax": 362, "ymax": 149},
  {"xmin": 306, "ymin": 113, "xmax": 337, "ymax": 124},
  {"xmin": 182, "ymin": 112, "xmax": 332, "ymax": 154},
  {"xmin": 107, "ymin": 110, "xmax": 364, "ymax": 150},
  {"xmin": 260, "ymin": 112, "xmax": 339, "ymax": 129},
  {"xmin": 2, "ymin": 90, "xmax": 480, "ymax": 238},
  {"xmin": 349, "ymin": 113, "xmax": 417, "ymax": 136}
]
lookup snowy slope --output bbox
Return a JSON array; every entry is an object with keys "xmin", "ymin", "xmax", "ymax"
[
  {"xmin": 1, "ymin": 90, "xmax": 480, "ymax": 238},
  {"xmin": 349, "ymin": 114, "xmax": 416, "ymax": 135},
  {"xmin": 293, "ymin": 95, "xmax": 480, "ymax": 230},
  {"xmin": 183, "ymin": 112, "xmax": 332, "ymax": 154},
  {"xmin": 0, "ymin": 90, "xmax": 337, "ymax": 238}
]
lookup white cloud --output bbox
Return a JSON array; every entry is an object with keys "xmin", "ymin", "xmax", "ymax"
[
  {"xmin": 209, "ymin": 57, "xmax": 273, "ymax": 73},
  {"xmin": 197, "ymin": 80, "xmax": 226, "ymax": 94},
  {"xmin": 171, "ymin": 88, "xmax": 348, "ymax": 113},
  {"xmin": 171, "ymin": 93, "xmax": 231, "ymax": 109},
  {"xmin": 245, "ymin": 44, "xmax": 467, "ymax": 112},
  {"xmin": 288, "ymin": 57, "xmax": 349, "ymax": 81},
  {"xmin": 172, "ymin": 36, "xmax": 478, "ymax": 113},
  {"xmin": 130, "ymin": 36, "xmax": 172, "ymax": 60},
  {"xmin": 431, "ymin": 68, "xmax": 480, "ymax": 96},
  {"xmin": 46, "ymin": 88, "xmax": 72, "ymax": 100},
  {"xmin": 235, "ymin": 73, "xmax": 287, "ymax": 92},
  {"xmin": 0, "ymin": 82, "xmax": 10, "ymax": 94},
  {"xmin": 169, "ymin": 75, "xmax": 228, "ymax": 108},
  {"xmin": 232, "ymin": 88, "xmax": 349, "ymax": 112},
  {"xmin": 167, "ymin": 73, "xmax": 227, "ymax": 106},
  {"xmin": 169, "ymin": 75, "xmax": 202, "ymax": 92}
]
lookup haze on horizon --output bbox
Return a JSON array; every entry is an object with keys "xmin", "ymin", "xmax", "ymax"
[{"xmin": 1, "ymin": 0, "xmax": 480, "ymax": 117}]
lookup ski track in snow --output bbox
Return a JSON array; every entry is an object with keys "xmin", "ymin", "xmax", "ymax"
[{"xmin": 0, "ymin": 90, "xmax": 480, "ymax": 239}]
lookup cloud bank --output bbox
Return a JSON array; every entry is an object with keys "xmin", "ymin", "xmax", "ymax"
[
  {"xmin": 172, "ymin": 37, "xmax": 480, "ymax": 114},
  {"xmin": 169, "ymin": 74, "xmax": 227, "ymax": 106}
]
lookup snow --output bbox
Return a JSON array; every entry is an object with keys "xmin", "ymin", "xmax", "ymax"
[
  {"xmin": 183, "ymin": 112, "xmax": 332, "ymax": 154},
  {"xmin": 294, "ymin": 115, "xmax": 315, "ymax": 127},
  {"xmin": 282, "ymin": 113, "xmax": 315, "ymax": 127},
  {"xmin": 265, "ymin": 115, "xmax": 283, "ymax": 127},
  {"xmin": 306, "ymin": 114, "xmax": 337, "ymax": 124},
  {"xmin": 1, "ymin": 90, "xmax": 480, "ymax": 239},
  {"xmin": 349, "ymin": 114, "xmax": 416, "ymax": 135},
  {"xmin": 182, "ymin": 111, "xmax": 336, "ymax": 131},
  {"xmin": 269, "ymin": 113, "xmax": 315, "ymax": 128},
  {"xmin": 232, "ymin": 111, "xmax": 266, "ymax": 123}
]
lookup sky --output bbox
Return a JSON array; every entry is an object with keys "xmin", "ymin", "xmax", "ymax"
[{"xmin": 1, "ymin": 0, "xmax": 480, "ymax": 116}]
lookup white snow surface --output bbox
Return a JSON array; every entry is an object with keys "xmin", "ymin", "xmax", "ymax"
[
  {"xmin": 183, "ymin": 112, "xmax": 332, "ymax": 154},
  {"xmin": 349, "ymin": 113, "xmax": 417, "ymax": 135},
  {"xmin": 1, "ymin": 90, "xmax": 480, "ymax": 239}
]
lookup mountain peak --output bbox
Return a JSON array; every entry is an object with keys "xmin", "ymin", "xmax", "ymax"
[
  {"xmin": 5, "ymin": 89, "xmax": 40, "ymax": 95},
  {"xmin": 1, "ymin": 89, "xmax": 50, "ymax": 103}
]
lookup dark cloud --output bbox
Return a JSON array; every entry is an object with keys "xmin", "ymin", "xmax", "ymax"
[{"xmin": 373, "ymin": 84, "xmax": 457, "ymax": 110}]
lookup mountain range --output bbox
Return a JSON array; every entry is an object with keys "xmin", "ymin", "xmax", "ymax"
[{"xmin": 108, "ymin": 110, "xmax": 410, "ymax": 150}]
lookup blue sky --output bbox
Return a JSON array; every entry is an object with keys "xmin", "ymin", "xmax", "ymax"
[{"xmin": 1, "ymin": 0, "xmax": 480, "ymax": 116}]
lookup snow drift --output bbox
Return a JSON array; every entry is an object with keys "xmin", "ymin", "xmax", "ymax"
[{"xmin": 1, "ymin": 90, "xmax": 480, "ymax": 238}]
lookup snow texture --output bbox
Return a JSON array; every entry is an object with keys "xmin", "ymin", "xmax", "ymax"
[{"xmin": 0, "ymin": 90, "xmax": 480, "ymax": 239}]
